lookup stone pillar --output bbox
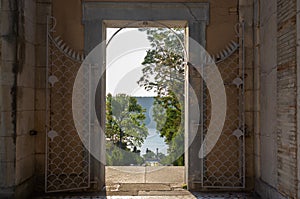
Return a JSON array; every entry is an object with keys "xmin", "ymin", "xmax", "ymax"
[
  {"xmin": 34, "ymin": 0, "xmax": 52, "ymax": 193},
  {"xmin": 84, "ymin": 20, "xmax": 106, "ymax": 191},
  {"xmin": 239, "ymin": 0, "xmax": 255, "ymax": 191},
  {"xmin": 254, "ymin": 0, "xmax": 284, "ymax": 198},
  {"xmin": 185, "ymin": 21, "xmax": 206, "ymax": 190}
]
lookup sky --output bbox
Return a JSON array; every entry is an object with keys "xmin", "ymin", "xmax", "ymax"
[{"xmin": 106, "ymin": 28, "xmax": 156, "ymax": 97}]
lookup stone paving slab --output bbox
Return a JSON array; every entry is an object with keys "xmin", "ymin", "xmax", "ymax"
[
  {"xmin": 145, "ymin": 166, "xmax": 185, "ymax": 184},
  {"xmin": 35, "ymin": 192, "xmax": 256, "ymax": 199},
  {"xmin": 118, "ymin": 183, "xmax": 172, "ymax": 191},
  {"xmin": 105, "ymin": 167, "xmax": 146, "ymax": 185},
  {"xmin": 105, "ymin": 166, "xmax": 185, "ymax": 185}
]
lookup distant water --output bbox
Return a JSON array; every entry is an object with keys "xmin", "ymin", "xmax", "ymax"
[
  {"xmin": 135, "ymin": 97, "xmax": 168, "ymax": 155},
  {"xmin": 140, "ymin": 128, "xmax": 168, "ymax": 155}
]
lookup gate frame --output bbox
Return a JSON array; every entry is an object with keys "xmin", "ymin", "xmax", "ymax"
[{"xmin": 82, "ymin": 2, "xmax": 209, "ymax": 190}]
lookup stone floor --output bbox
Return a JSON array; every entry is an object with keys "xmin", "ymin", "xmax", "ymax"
[
  {"xmin": 35, "ymin": 192, "xmax": 256, "ymax": 199},
  {"xmin": 35, "ymin": 167, "xmax": 257, "ymax": 198},
  {"xmin": 35, "ymin": 182, "xmax": 256, "ymax": 198}
]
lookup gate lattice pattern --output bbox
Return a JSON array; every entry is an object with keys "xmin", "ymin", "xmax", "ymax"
[
  {"xmin": 202, "ymin": 50, "xmax": 245, "ymax": 188},
  {"xmin": 45, "ymin": 19, "xmax": 90, "ymax": 192},
  {"xmin": 45, "ymin": 17, "xmax": 244, "ymax": 191}
]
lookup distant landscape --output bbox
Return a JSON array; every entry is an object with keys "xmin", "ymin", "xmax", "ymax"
[{"xmin": 135, "ymin": 97, "xmax": 168, "ymax": 155}]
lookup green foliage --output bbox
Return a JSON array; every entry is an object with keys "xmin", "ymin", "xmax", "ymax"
[
  {"xmin": 138, "ymin": 28, "xmax": 185, "ymax": 166},
  {"xmin": 106, "ymin": 93, "xmax": 148, "ymax": 148},
  {"xmin": 153, "ymin": 92, "xmax": 182, "ymax": 143},
  {"xmin": 138, "ymin": 28, "xmax": 184, "ymax": 97},
  {"xmin": 139, "ymin": 28, "xmax": 184, "ymax": 52},
  {"xmin": 159, "ymin": 131, "xmax": 184, "ymax": 166},
  {"xmin": 143, "ymin": 150, "xmax": 157, "ymax": 161},
  {"xmin": 105, "ymin": 93, "xmax": 148, "ymax": 165},
  {"xmin": 106, "ymin": 142, "xmax": 144, "ymax": 166}
]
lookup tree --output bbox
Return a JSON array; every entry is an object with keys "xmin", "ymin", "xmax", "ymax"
[
  {"xmin": 143, "ymin": 149, "xmax": 157, "ymax": 161},
  {"xmin": 106, "ymin": 93, "xmax": 148, "ymax": 165},
  {"xmin": 106, "ymin": 142, "xmax": 144, "ymax": 166},
  {"xmin": 137, "ymin": 29, "xmax": 184, "ymax": 96},
  {"xmin": 138, "ymin": 28, "xmax": 185, "ymax": 165}
]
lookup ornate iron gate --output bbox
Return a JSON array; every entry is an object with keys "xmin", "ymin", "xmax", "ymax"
[
  {"xmin": 200, "ymin": 22, "xmax": 245, "ymax": 188},
  {"xmin": 45, "ymin": 16, "xmax": 90, "ymax": 192},
  {"xmin": 44, "ymin": 15, "xmax": 245, "ymax": 192}
]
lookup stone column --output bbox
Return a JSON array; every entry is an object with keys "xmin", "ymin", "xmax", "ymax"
[
  {"xmin": 34, "ymin": 0, "xmax": 52, "ymax": 193},
  {"xmin": 84, "ymin": 20, "xmax": 106, "ymax": 191},
  {"xmin": 239, "ymin": 0, "xmax": 255, "ymax": 191},
  {"xmin": 185, "ymin": 21, "xmax": 207, "ymax": 190}
]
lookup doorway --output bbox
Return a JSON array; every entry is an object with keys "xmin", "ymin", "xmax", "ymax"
[
  {"xmin": 82, "ymin": 2, "xmax": 209, "ymax": 190},
  {"xmin": 104, "ymin": 25, "xmax": 187, "ymax": 192}
]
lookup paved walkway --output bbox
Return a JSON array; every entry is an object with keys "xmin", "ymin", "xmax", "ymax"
[
  {"xmin": 105, "ymin": 166, "xmax": 185, "ymax": 185},
  {"xmin": 36, "ymin": 166, "xmax": 257, "ymax": 198}
]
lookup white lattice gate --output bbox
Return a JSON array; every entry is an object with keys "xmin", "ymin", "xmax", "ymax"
[
  {"xmin": 45, "ymin": 16, "xmax": 90, "ymax": 192},
  {"xmin": 199, "ymin": 23, "xmax": 246, "ymax": 188}
]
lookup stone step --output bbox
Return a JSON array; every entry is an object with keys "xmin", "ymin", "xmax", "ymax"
[
  {"xmin": 118, "ymin": 183, "xmax": 172, "ymax": 191},
  {"xmin": 107, "ymin": 190, "xmax": 193, "ymax": 197},
  {"xmin": 106, "ymin": 190, "xmax": 139, "ymax": 196},
  {"xmin": 105, "ymin": 183, "xmax": 193, "ymax": 197},
  {"xmin": 138, "ymin": 190, "xmax": 192, "ymax": 196}
]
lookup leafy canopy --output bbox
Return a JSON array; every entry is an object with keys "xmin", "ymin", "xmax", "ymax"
[
  {"xmin": 106, "ymin": 93, "xmax": 148, "ymax": 166},
  {"xmin": 138, "ymin": 28, "xmax": 186, "ymax": 166}
]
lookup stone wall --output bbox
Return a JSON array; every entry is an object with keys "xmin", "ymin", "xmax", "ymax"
[
  {"xmin": 15, "ymin": 0, "xmax": 37, "ymax": 197},
  {"xmin": 276, "ymin": 0, "xmax": 298, "ymax": 198},
  {"xmin": 51, "ymin": 0, "xmax": 238, "ymax": 56},
  {"xmin": 0, "ymin": 0, "xmax": 18, "ymax": 197},
  {"xmin": 255, "ymin": 0, "xmax": 300, "ymax": 198},
  {"xmin": 0, "ymin": 0, "xmax": 37, "ymax": 198},
  {"xmin": 255, "ymin": 0, "xmax": 282, "ymax": 197}
]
